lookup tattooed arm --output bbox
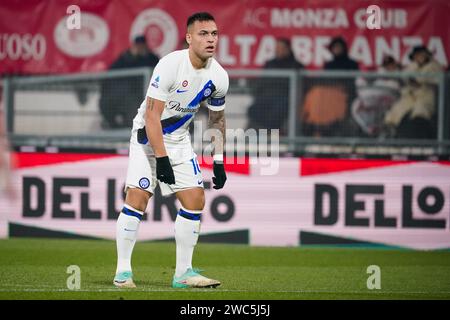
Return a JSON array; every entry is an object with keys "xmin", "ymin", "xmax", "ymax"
[
  {"xmin": 208, "ymin": 109, "xmax": 227, "ymax": 189},
  {"xmin": 144, "ymin": 97, "xmax": 167, "ymax": 157},
  {"xmin": 208, "ymin": 109, "xmax": 226, "ymax": 158}
]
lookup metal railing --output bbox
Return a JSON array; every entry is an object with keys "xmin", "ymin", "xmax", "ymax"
[{"xmin": 2, "ymin": 68, "xmax": 449, "ymax": 157}]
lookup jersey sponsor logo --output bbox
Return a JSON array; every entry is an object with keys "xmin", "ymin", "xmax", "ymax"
[
  {"xmin": 168, "ymin": 101, "xmax": 181, "ymax": 108},
  {"xmin": 168, "ymin": 100, "xmax": 198, "ymax": 113},
  {"xmin": 139, "ymin": 177, "xmax": 150, "ymax": 189}
]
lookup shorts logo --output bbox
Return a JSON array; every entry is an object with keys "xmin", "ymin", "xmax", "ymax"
[
  {"xmin": 139, "ymin": 177, "xmax": 150, "ymax": 189},
  {"xmin": 204, "ymin": 88, "xmax": 212, "ymax": 97}
]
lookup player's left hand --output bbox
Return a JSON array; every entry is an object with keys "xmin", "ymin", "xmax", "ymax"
[
  {"xmin": 156, "ymin": 156, "xmax": 175, "ymax": 185},
  {"xmin": 212, "ymin": 161, "xmax": 227, "ymax": 189}
]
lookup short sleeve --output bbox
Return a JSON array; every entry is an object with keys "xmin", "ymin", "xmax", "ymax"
[
  {"xmin": 145, "ymin": 57, "xmax": 176, "ymax": 102},
  {"xmin": 206, "ymin": 69, "xmax": 229, "ymax": 111}
]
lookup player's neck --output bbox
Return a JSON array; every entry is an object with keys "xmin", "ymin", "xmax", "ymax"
[{"xmin": 188, "ymin": 49, "xmax": 208, "ymax": 69}]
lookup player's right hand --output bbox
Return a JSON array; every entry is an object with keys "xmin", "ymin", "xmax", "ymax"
[
  {"xmin": 212, "ymin": 161, "xmax": 227, "ymax": 189},
  {"xmin": 156, "ymin": 156, "xmax": 175, "ymax": 185}
]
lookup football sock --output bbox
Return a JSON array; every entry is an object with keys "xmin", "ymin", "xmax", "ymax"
[
  {"xmin": 116, "ymin": 205, "xmax": 143, "ymax": 274},
  {"xmin": 175, "ymin": 207, "xmax": 201, "ymax": 278}
]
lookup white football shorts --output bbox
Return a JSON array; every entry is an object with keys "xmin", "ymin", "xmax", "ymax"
[{"xmin": 125, "ymin": 141, "xmax": 204, "ymax": 196}]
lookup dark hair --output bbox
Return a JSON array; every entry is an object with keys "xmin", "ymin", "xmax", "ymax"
[
  {"xmin": 134, "ymin": 35, "xmax": 146, "ymax": 44},
  {"xmin": 187, "ymin": 12, "xmax": 215, "ymax": 28},
  {"xmin": 382, "ymin": 55, "xmax": 396, "ymax": 66},
  {"xmin": 409, "ymin": 45, "xmax": 432, "ymax": 61},
  {"xmin": 277, "ymin": 38, "xmax": 291, "ymax": 49},
  {"xmin": 328, "ymin": 36, "xmax": 348, "ymax": 54}
]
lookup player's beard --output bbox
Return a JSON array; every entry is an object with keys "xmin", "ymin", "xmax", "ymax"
[
  {"xmin": 189, "ymin": 45, "xmax": 214, "ymax": 67},
  {"xmin": 197, "ymin": 49, "xmax": 214, "ymax": 63}
]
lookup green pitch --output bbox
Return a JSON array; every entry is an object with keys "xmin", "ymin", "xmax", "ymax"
[{"xmin": 0, "ymin": 238, "xmax": 449, "ymax": 300}]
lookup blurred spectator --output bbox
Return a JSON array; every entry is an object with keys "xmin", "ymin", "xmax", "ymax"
[
  {"xmin": 110, "ymin": 35, "xmax": 159, "ymax": 69},
  {"xmin": 265, "ymin": 38, "xmax": 304, "ymax": 69},
  {"xmin": 351, "ymin": 55, "xmax": 402, "ymax": 137},
  {"xmin": 247, "ymin": 38, "xmax": 303, "ymax": 132},
  {"xmin": 301, "ymin": 36, "xmax": 359, "ymax": 137},
  {"xmin": 384, "ymin": 45, "xmax": 443, "ymax": 139},
  {"xmin": 324, "ymin": 36, "xmax": 359, "ymax": 70},
  {"xmin": 99, "ymin": 35, "xmax": 159, "ymax": 129}
]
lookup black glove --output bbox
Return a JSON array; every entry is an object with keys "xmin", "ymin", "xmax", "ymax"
[
  {"xmin": 212, "ymin": 161, "xmax": 227, "ymax": 189},
  {"xmin": 156, "ymin": 156, "xmax": 175, "ymax": 185},
  {"xmin": 137, "ymin": 126, "xmax": 148, "ymax": 144}
]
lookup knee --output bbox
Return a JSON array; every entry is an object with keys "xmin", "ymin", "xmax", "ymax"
[
  {"xmin": 125, "ymin": 188, "xmax": 151, "ymax": 212},
  {"xmin": 183, "ymin": 192, "xmax": 205, "ymax": 212},
  {"xmin": 198, "ymin": 193, "xmax": 206, "ymax": 211},
  {"xmin": 191, "ymin": 193, "xmax": 205, "ymax": 211}
]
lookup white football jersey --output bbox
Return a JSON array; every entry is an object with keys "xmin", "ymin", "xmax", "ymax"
[{"xmin": 131, "ymin": 49, "xmax": 229, "ymax": 164}]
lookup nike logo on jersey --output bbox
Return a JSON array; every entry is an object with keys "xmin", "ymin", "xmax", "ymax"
[
  {"xmin": 176, "ymin": 89, "xmax": 188, "ymax": 93},
  {"xmin": 197, "ymin": 180, "xmax": 203, "ymax": 185}
]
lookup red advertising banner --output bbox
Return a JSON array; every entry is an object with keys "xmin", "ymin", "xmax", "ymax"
[{"xmin": 0, "ymin": 0, "xmax": 449, "ymax": 75}]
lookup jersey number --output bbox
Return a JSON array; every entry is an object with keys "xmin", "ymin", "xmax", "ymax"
[{"xmin": 190, "ymin": 158, "xmax": 201, "ymax": 175}]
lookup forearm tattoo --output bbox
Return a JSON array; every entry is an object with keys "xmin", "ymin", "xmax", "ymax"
[
  {"xmin": 208, "ymin": 110, "xmax": 226, "ymax": 155},
  {"xmin": 147, "ymin": 98, "xmax": 155, "ymax": 111}
]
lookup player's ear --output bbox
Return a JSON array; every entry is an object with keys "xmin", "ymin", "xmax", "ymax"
[{"xmin": 186, "ymin": 33, "xmax": 192, "ymax": 45}]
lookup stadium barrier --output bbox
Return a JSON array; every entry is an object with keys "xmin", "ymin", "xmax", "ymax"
[
  {"xmin": 3, "ymin": 69, "xmax": 450, "ymax": 157},
  {"xmin": 1, "ymin": 153, "xmax": 449, "ymax": 249},
  {"xmin": 1, "ymin": 69, "xmax": 450, "ymax": 247}
]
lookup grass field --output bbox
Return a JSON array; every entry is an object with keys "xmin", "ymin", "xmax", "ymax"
[{"xmin": 0, "ymin": 238, "xmax": 449, "ymax": 300}]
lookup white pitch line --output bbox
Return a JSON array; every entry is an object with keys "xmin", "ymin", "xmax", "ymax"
[
  {"xmin": 0, "ymin": 288, "xmax": 450, "ymax": 295},
  {"xmin": 0, "ymin": 283, "xmax": 56, "ymax": 287}
]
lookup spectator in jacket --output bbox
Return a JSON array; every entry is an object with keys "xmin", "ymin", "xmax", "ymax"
[
  {"xmin": 100, "ymin": 35, "xmax": 159, "ymax": 129},
  {"xmin": 384, "ymin": 45, "xmax": 443, "ymax": 139},
  {"xmin": 247, "ymin": 38, "xmax": 303, "ymax": 132}
]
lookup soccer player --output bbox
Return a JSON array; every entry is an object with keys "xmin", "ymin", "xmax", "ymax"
[{"xmin": 114, "ymin": 12, "xmax": 228, "ymax": 289}]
